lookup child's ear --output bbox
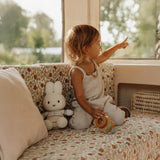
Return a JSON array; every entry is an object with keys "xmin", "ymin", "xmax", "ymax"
[{"xmin": 82, "ymin": 46, "xmax": 88, "ymax": 54}]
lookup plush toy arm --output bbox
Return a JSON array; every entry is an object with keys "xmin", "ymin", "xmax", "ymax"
[
  {"xmin": 54, "ymin": 110, "xmax": 64, "ymax": 115},
  {"xmin": 64, "ymin": 109, "xmax": 73, "ymax": 116}
]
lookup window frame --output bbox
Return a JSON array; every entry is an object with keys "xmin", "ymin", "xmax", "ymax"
[{"xmin": 99, "ymin": 0, "xmax": 160, "ymax": 61}]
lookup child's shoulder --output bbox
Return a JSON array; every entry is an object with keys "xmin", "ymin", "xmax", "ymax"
[{"xmin": 70, "ymin": 65, "xmax": 85, "ymax": 79}]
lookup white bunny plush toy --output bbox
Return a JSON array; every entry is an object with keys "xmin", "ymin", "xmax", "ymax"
[{"xmin": 43, "ymin": 81, "xmax": 73, "ymax": 130}]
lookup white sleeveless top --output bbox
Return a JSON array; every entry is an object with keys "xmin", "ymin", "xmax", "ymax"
[{"xmin": 70, "ymin": 62, "xmax": 112, "ymax": 109}]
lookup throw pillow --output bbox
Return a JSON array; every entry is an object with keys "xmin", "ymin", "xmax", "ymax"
[{"xmin": 0, "ymin": 68, "xmax": 48, "ymax": 160}]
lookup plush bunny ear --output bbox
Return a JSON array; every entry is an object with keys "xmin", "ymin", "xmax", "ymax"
[
  {"xmin": 54, "ymin": 81, "xmax": 63, "ymax": 94},
  {"xmin": 45, "ymin": 82, "xmax": 54, "ymax": 94}
]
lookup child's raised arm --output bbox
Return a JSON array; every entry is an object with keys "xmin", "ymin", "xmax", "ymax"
[{"xmin": 96, "ymin": 37, "xmax": 129, "ymax": 65}]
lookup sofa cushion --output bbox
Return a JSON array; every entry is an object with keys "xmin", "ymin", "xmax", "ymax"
[
  {"xmin": 0, "ymin": 63, "xmax": 115, "ymax": 112},
  {"xmin": 19, "ymin": 110, "xmax": 160, "ymax": 160},
  {"xmin": 0, "ymin": 68, "xmax": 48, "ymax": 160}
]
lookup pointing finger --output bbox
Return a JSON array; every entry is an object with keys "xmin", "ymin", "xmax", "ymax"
[{"xmin": 124, "ymin": 37, "xmax": 128, "ymax": 42}]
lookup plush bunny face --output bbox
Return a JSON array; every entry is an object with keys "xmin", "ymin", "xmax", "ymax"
[
  {"xmin": 43, "ymin": 81, "xmax": 66, "ymax": 111},
  {"xmin": 43, "ymin": 94, "xmax": 66, "ymax": 111}
]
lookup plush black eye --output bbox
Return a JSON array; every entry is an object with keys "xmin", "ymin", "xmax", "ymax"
[
  {"xmin": 48, "ymin": 101, "xmax": 50, "ymax": 104},
  {"xmin": 57, "ymin": 100, "xmax": 60, "ymax": 103}
]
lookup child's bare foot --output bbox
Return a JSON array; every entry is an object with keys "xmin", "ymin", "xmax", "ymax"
[{"xmin": 119, "ymin": 106, "xmax": 131, "ymax": 118}]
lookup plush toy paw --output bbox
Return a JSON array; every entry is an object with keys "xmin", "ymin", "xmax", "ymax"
[
  {"xmin": 65, "ymin": 109, "xmax": 73, "ymax": 116},
  {"xmin": 44, "ymin": 120, "xmax": 53, "ymax": 130}
]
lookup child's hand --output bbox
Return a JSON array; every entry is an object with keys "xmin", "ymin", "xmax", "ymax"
[
  {"xmin": 92, "ymin": 107, "xmax": 106, "ymax": 119},
  {"xmin": 118, "ymin": 37, "xmax": 129, "ymax": 49}
]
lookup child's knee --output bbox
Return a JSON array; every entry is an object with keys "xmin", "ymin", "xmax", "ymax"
[{"xmin": 69, "ymin": 116, "xmax": 92, "ymax": 129}]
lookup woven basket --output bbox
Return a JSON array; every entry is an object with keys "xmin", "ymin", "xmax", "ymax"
[{"xmin": 131, "ymin": 90, "xmax": 160, "ymax": 113}]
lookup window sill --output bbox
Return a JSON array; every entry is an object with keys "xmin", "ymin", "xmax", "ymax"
[
  {"xmin": 112, "ymin": 60, "xmax": 160, "ymax": 105},
  {"xmin": 107, "ymin": 59, "xmax": 160, "ymax": 65}
]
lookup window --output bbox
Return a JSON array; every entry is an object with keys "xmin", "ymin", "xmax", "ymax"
[
  {"xmin": 100, "ymin": 0, "xmax": 160, "ymax": 59},
  {"xmin": 0, "ymin": 0, "xmax": 62, "ymax": 64}
]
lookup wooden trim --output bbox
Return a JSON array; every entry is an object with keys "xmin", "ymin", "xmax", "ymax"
[
  {"xmin": 87, "ymin": 0, "xmax": 90, "ymax": 24},
  {"xmin": 61, "ymin": 0, "xmax": 65, "ymax": 62}
]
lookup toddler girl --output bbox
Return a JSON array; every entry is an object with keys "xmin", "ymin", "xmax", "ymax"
[{"xmin": 65, "ymin": 24, "xmax": 129, "ymax": 129}]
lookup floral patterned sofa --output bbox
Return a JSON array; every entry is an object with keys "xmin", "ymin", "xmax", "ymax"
[{"xmin": 1, "ymin": 63, "xmax": 160, "ymax": 160}]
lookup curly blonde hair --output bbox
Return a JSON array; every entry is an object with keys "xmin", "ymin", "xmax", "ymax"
[{"xmin": 65, "ymin": 24, "xmax": 100, "ymax": 65}]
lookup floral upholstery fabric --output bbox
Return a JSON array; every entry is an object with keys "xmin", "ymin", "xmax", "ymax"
[
  {"xmin": 0, "ymin": 62, "xmax": 114, "ymax": 113},
  {"xmin": 19, "ymin": 110, "xmax": 160, "ymax": 160}
]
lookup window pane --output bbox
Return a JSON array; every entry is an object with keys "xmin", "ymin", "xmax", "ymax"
[
  {"xmin": 100, "ymin": 0, "xmax": 159, "ymax": 59},
  {"xmin": 0, "ymin": 0, "xmax": 62, "ymax": 64}
]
